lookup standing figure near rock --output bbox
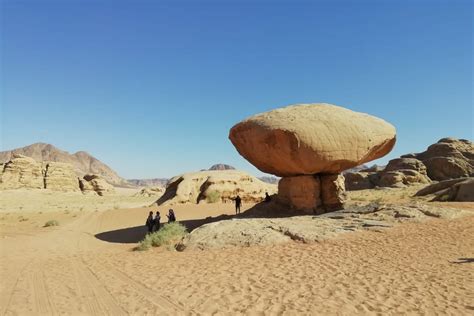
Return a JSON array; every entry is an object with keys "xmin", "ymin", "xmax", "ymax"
[
  {"xmin": 145, "ymin": 211, "xmax": 154, "ymax": 233},
  {"xmin": 264, "ymin": 192, "xmax": 271, "ymax": 203},
  {"xmin": 167, "ymin": 209, "xmax": 176, "ymax": 223},
  {"xmin": 154, "ymin": 211, "xmax": 161, "ymax": 231},
  {"xmin": 233, "ymin": 195, "xmax": 242, "ymax": 214}
]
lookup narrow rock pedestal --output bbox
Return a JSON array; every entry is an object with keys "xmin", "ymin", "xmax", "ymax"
[
  {"xmin": 278, "ymin": 174, "xmax": 346, "ymax": 213},
  {"xmin": 321, "ymin": 174, "xmax": 346, "ymax": 211},
  {"xmin": 278, "ymin": 175, "xmax": 321, "ymax": 214}
]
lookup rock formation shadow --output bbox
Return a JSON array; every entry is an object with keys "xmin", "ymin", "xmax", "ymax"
[{"xmin": 94, "ymin": 200, "xmax": 307, "ymax": 244}]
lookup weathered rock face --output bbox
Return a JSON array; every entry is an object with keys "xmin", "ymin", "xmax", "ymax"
[
  {"xmin": 43, "ymin": 162, "xmax": 80, "ymax": 191},
  {"xmin": 0, "ymin": 154, "xmax": 44, "ymax": 189},
  {"xmin": 320, "ymin": 174, "xmax": 346, "ymax": 211},
  {"xmin": 79, "ymin": 174, "xmax": 115, "ymax": 196},
  {"xmin": 156, "ymin": 170, "xmax": 277, "ymax": 205},
  {"xmin": 401, "ymin": 138, "xmax": 473, "ymax": 181},
  {"xmin": 415, "ymin": 177, "xmax": 474, "ymax": 202},
  {"xmin": 229, "ymin": 103, "xmax": 396, "ymax": 177},
  {"xmin": 277, "ymin": 176, "xmax": 321, "ymax": 213}
]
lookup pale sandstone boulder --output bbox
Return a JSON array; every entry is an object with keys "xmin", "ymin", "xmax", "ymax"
[
  {"xmin": 229, "ymin": 103, "xmax": 396, "ymax": 177},
  {"xmin": 277, "ymin": 175, "xmax": 321, "ymax": 213},
  {"xmin": 321, "ymin": 174, "xmax": 346, "ymax": 211},
  {"xmin": 0, "ymin": 154, "xmax": 44, "ymax": 189},
  {"xmin": 156, "ymin": 170, "xmax": 277, "ymax": 206},
  {"xmin": 80, "ymin": 174, "xmax": 115, "ymax": 196},
  {"xmin": 43, "ymin": 162, "xmax": 80, "ymax": 191}
]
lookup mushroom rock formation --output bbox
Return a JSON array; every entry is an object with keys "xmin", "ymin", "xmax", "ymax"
[{"xmin": 229, "ymin": 103, "xmax": 396, "ymax": 212}]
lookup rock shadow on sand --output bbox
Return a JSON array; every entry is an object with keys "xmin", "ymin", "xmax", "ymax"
[{"xmin": 94, "ymin": 200, "xmax": 300, "ymax": 244}]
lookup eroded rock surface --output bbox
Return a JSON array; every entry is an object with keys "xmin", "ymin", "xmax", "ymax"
[
  {"xmin": 178, "ymin": 203, "xmax": 471, "ymax": 251},
  {"xmin": 156, "ymin": 170, "xmax": 277, "ymax": 205},
  {"xmin": 277, "ymin": 175, "xmax": 321, "ymax": 213},
  {"xmin": 80, "ymin": 174, "xmax": 115, "ymax": 196}
]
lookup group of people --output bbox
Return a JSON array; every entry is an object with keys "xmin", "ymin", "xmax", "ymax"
[
  {"xmin": 145, "ymin": 209, "xmax": 176, "ymax": 233},
  {"xmin": 146, "ymin": 193, "xmax": 271, "ymax": 231}
]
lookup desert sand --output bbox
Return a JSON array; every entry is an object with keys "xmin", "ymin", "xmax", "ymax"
[{"xmin": 1, "ymin": 187, "xmax": 473, "ymax": 315}]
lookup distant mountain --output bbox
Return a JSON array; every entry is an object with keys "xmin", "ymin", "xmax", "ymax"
[
  {"xmin": 127, "ymin": 178, "xmax": 169, "ymax": 187},
  {"xmin": 258, "ymin": 176, "xmax": 280, "ymax": 184},
  {"xmin": 0, "ymin": 143, "xmax": 126, "ymax": 186},
  {"xmin": 209, "ymin": 164, "xmax": 236, "ymax": 171}
]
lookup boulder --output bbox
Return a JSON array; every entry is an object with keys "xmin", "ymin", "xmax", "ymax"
[
  {"xmin": 43, "ymin": 162, "xmax": 80, "ymax": 191},
  {"xmin": 378, "ymin": 169, "xmax": 430, "ymax": 188},
  {"xmin": 320, "ymin": 174, "xmax": 346, "ymax": 211},
  {"xmin": 156, "ymin": 170, "xmax": 277, "ymax": 205},
  {"xmin": 229, "ymin": 103, "xmax": 396, "ymax": 177},
  {"xmin": 401, "ymin": 138, "xmax": 473, "ymax": 180},
  {"xmin": 0, "ymin": 154, "xmax": 44, "ymax": 189},
  {"xmin": 80, "ymin": 174, "xmax": 115, "ymax": 196},
  {"xmin": 277, "ymin": 175, "xmax": 321, "ymax": 213}
]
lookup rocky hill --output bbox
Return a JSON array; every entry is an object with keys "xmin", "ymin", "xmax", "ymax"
[
  {"xmin": 0, "ymin": 143, "xmax": 125, "ymax": 186},
  {"xmin": 208, "ymin": 164, "xmax": 236, "ymax": 171}
]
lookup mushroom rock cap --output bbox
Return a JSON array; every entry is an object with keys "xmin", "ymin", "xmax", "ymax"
[{"xmin": 229, "ymin": 103, "xmax": 396, "ymax": 177}]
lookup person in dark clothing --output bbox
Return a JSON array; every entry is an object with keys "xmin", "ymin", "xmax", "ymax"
[
  {"xmin": 264, "ymin": 192, "xmax": 271, "ymax": 203},
  {"xmin": 154, "ymin": 211, "xmax": 161, "ymax": 231},
  {"xmin": 167, "ymin": 209, "xmax": 176, "ymax": 223},
  {"xmin": 233, "ymin": 195, "xmax": 242, "ymax": 214},
  {"xmin": 145, "ymin": 211, "xmax": 154, "ymax": 233}
]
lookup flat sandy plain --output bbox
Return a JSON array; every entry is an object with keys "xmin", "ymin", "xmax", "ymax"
[{"xmin": 1, "ymin": 187, "xmax": 473, "ymax": 315}]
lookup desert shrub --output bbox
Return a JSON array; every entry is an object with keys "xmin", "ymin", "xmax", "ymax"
[
  {"xmin": 44, "ymin": 220, "xmax": 59, "ymax": 227},
  {"xmin": 206, "ymin": 191, "xmax": 221, "ymax": 203},
  {"xmin": 135, "ymin": 222, "xmax": 187, "ymax": 251}
]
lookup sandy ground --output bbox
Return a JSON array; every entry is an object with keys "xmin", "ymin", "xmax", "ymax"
[{"xmin": 1, "ymin": 188, "xmax": 473, "ymax": 315}]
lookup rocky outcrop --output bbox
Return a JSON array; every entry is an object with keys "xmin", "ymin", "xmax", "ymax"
[
  {"xmin": 229, "ymin": 103, "xmax": 396, "ymax": 177},
  {"xmin": 345, "ymin": 138, "xmax": 473, "ymax": 190},
  {"xmin": 177, "ymin": 203, "xmax": 471, "ymax": 251},
  {"xmin": 43, "ymin": 162, "xmax": 80, "ymax": 191},
  {"xmin": 229, "ymin": 103, "xmax": 396, "ymax": 212},
  {"xmin": 415, "ymin": 177, "xmax": 474, "ymax": 202},
  {"xmin": 258, "ymin": 176, "xmax": 280, "ymax": 184},
  {"xmin": 0, "ymin": 143, "xmax": 126, "ymax": 186},
  {"xmin": 0, "ymin": 154, "xmax": 44, "ymax": 189},
  {"xmin": 156, "ymin": 170, "xmax": 277, "ymax": 205},
  {"xmin": 208, "ymin": 164, "xmax": 236, "ymax": 171},
  {"xmin": 79, "ymin": 175, "xmax": 115, "ymax": 196},
  {"xmin": 401, "ymin": 138, "xmax": 473, "ymax": 181}
]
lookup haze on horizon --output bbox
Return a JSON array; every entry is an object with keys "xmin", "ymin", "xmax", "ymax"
[{"xmin": 1, "ymin": 0, "xmax": 472, "ymax": 179}]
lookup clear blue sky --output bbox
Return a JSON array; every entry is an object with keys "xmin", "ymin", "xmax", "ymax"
[{"xmin": 1, "ymin": 0, "xmax": 472, "ymax": 179}]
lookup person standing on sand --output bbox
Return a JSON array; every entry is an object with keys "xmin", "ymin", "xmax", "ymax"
[
  {"xmin": 145, "ymin": 211, "xmax": 154, "ymax": 233},
  {"xmin": 167, "ymin": 209, "xmax": 176, "ymax": 223},
  {"xmin": 264, "ymin": 192, "xmax": 271, "ymax": 203},
  {"xmin": 154, "ymin": 211, "xmax": 161, "ymax": 231},
  {"xmin": 233, "ymin": 195, "xmax": 242, "ymax": 214}
]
